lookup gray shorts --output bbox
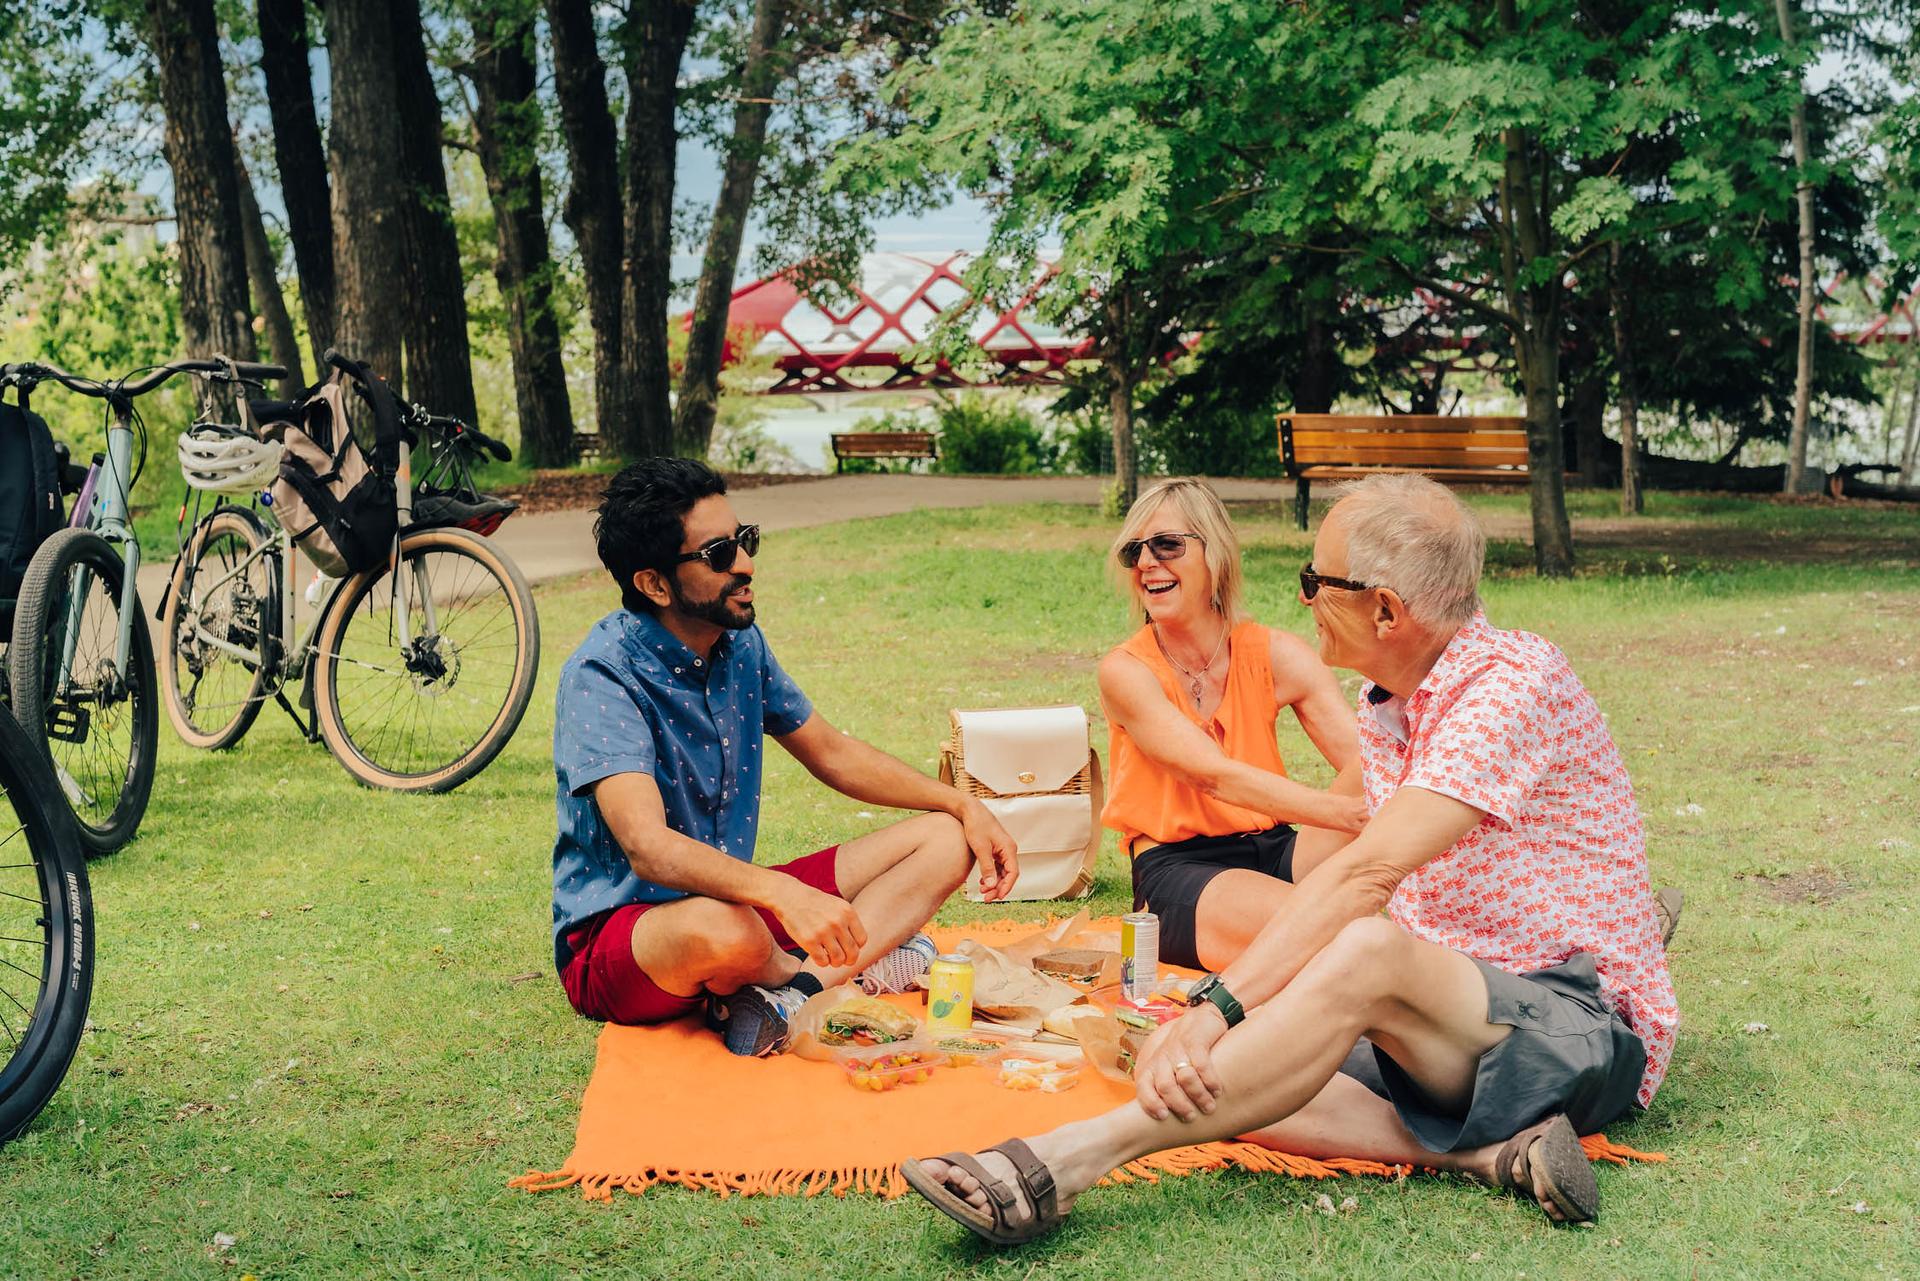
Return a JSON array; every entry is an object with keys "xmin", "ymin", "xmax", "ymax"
[{"xmin": 1338, "ymin": 951, "xmax": 1647, "ymax": 1154}]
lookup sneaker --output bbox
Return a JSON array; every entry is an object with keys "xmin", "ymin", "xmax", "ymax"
[
  {"xmin": 707, "ymin": 983, "xmax": 809, "ymax": 1057},
  {"xmin": 858, "ymin": 932, "xmax": 939, "ymax": 996}
]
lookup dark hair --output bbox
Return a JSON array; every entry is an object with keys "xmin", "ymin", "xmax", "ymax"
[{"xmin": 594, "ymin": 457, "xmax": 728, "ymax": 613}]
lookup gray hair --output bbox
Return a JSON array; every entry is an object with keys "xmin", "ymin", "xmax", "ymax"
[{"xmin": 1326, "ymin": 474, "xmax": 1485, "ymax": 628}]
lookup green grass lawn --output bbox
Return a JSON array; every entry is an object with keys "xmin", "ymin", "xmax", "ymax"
[{"xmin": 3, "ymin": 497, "xmax": 1917, "ymax": 1278}]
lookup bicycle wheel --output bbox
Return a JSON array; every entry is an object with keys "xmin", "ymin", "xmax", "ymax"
[
  {"xmin": 0, "ymin": 703, "xmax": 93, "ymax": 1143},
  {"xmin": 311, "ymin": 526, "xmax": 539, "ymax": 792},
  {"xmin": 161, "ymin": 506, "xmax": 280, "ymax": 751},
  {"xmin": 7, "ymin": 528, "xmax": 158, "ymax": 856}
]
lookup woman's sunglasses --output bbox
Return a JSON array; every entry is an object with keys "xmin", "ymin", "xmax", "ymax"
[
  {"xmin": 1118, "ymin": 531, "xmax": 1204, "ymax": 568},
  {"xmin": 674, "ymin": 524, "xmax": 761, "ymax": 573},
  {"xmin": 1298, "ymin": 562, "xmax": 1372, "ymax": 601}
]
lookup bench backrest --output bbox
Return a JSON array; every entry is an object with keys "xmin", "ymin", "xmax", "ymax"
[
  {"xmin": 1278, "ymin": 414, "xmax": 1529, "ymax": 473},
  {"xmin": 831, "ymin": 431, "xmax": 937, "ymax": 456}
]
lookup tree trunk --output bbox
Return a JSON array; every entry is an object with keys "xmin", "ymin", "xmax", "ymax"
[
  {"xmin": 1900, "ymin": 362, "xmax": 1920, "ymax": 486},
  {"xmin": 466, "ymin": 11, "xmax": 576, "ymax": 467},
  {"xmin": 1566, "ymin": 362, "xmax": 1608, "ymax": 487},
  {"xmin": 1775, "ymin": 0, "xmax": 1818, "ymax": 494},
  {"xmin": 148, "ymin": 0, "xmax": 256, "ymax": 367},
  {"xmin": 546, "ymin": 0, "xmax": 627, "ymax": 447},
  {"xmin": 390, "ymin": 0, "xmax": 480, "ymax": 425},
  {"xmin": 256, "ymin": 0, "xmax": 334, "ymax": 368},
  {"xmin": 324, "ymin": 0, "xmax": 407, "ymax": 383},
  {"xmin": 234, "ymin": 145, "xmax": 306, "ymax": 396},
  {"xmin": 674, "ymin": 0, "xmax": 787, "ymax": 459},
  {"xmin": 1293, "ymin": 289, "xmax": 1338, "ymax": 413},
  {"xmin": 1609, "ymin": 242, "xmax": 1643, "ymax": 516},
  {"xmin": 1110, "ymin": 363, "xmax": 1138, "ymax": 513},
  {"xmin": 619, "ymin": 0, "xmax": 697, "ymax": 459}
]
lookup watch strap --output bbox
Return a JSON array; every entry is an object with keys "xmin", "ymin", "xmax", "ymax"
[{"xmin": 1195, "ymin": 975, "xmax": 1245, "ymax": 1028}]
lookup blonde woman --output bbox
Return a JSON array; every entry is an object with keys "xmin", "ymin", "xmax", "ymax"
[{"xmin": 1099, "ymin": 479, "xmax": 1366, "ymax": 971}]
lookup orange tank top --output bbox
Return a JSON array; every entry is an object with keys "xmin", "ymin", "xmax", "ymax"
[{"xmin": 1101, "ymin": 619, "xmax": 1287, "ymax": 850}]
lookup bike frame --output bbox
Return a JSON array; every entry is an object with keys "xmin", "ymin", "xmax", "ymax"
[
  {"xmin": 173, "ymin": 432, "xmax": 439, "ymax": 726},
  {"xmin": 52, "ymin": 397, "xmax": 142, "ymax": 697}
]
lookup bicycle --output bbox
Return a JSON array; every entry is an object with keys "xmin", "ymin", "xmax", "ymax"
[
  {"xmin": 0, "ymin": 702, "xmax": 93, "ymax": 1144},
  {"xmin": 0, "ymin": 356, "xmax": 286, "ymax": 855},
  {"xmin": 159, "ymin": 350, "xmax": 540, "ymax": 792}
]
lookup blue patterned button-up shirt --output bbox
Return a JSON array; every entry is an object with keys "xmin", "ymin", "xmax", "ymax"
[{"xmin": 550, "ymin": 609, "xmax": 814, "ymax": 969}]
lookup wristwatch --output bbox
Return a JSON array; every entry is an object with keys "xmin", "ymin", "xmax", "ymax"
[{"xmin": 1186, "ymin": 973, "xmax": 1245, "ymax": 1028}]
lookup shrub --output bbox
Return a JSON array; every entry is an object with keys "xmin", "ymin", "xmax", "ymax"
[
  {"xmin": 1135, "ymin": 404, "xmax": 1284, "ymax": 478},
  {"xmin": 932, "ymin": 394, "xmax": 1056, "ymax": 474}
]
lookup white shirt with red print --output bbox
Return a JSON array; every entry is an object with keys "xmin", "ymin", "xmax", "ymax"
[{"xmin": 1357, "ymin": 611, "xmax": 1679, "ymax": 1107}]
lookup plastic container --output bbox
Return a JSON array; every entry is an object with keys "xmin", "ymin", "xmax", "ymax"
[
  {"xmin": 1087, "ymin": 982, "xmax": 1186, "ymax": 1028},
  {"xmin": 931, "ymin": 1031, "xmax": 1016, "ymax": 1067},
  {"xmin": 834, "ymin": 1040, "xmax": 947, "ymax": 1092},
  {"xmin": 984, "ymin": 1049, "xmax": 1085, "ymax": 1093}
]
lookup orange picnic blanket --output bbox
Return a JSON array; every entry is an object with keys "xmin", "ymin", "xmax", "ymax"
[{"xmin": 511, "ymin": 919, "xmax": 1662, "ymax": 1201}]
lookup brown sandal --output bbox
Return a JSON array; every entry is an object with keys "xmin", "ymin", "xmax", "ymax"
[
  {"xmin": 1492, "ymin": 1114, "xmax": 1600, "ymax": 1223},
  {"xmin": 902, "ymin": 1138, "xmax": 1065, "ymax": 1246}
]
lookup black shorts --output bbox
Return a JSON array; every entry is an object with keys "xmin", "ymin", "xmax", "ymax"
[
  {"xmin": 1130, "ymin": 827, "xmax": 1297, "ymax": 970},
  {"xmin": 1337, "ymin": 951, "xmax": 1648, "ymax": 1152}
]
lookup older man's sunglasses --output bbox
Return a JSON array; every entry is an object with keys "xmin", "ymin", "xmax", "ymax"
[
  {"xmin": 1299, "ymin": 562, "xmax": 1372, "ymax": 600},
  {"xmin": 674, "ymin": 524, "xmax": 761, "ymax": 572},
  {"xmin": 1118, "ymin": 531, "xmax": 1203, "ymax": 568}
]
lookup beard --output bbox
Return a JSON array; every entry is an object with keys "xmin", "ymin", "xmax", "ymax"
[{"xmin": 670, "ymin": 571, "xmax": 755, "ymax": 630}]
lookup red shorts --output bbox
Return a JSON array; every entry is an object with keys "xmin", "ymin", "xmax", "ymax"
[{"xmin": 559, "ymin": 845, "xmax": 841, "ymax": 1026}]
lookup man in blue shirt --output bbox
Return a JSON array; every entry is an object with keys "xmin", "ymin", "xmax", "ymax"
[{"xmin": 553, "ymin": 458, "xmax": 1019, "ymax": 1056}]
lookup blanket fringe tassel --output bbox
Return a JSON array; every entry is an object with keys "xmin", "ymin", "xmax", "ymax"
[{"xmin": 508, "ymin": 1132, "xmax": 1663, "ymax": 1203}]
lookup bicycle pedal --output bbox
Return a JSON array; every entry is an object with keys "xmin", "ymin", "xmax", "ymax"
[{"xmin": 48, "ymin": 702, "xmax": 90, "ymax": 744}]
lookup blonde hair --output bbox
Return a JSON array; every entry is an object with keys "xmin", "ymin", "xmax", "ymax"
[
  {"xmin": 1108, "ymin": 478, "xmax": 1246, "ymax": 622},
  {"xmin": 1325, "ymin": 474, "xmax": 1484, "ymax": 628}
]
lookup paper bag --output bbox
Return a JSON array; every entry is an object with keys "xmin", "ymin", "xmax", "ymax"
[{"xmin": 955, "ymin": 939, "xmax": 1084, "ymax": 1032}]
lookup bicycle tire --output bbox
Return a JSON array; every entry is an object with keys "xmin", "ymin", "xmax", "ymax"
[
  {"xmin": 311, "ymin": 526, "xmax": 539, "ymax": 793},
  {"xmin": 7, "ymin": 528, "xmax": 158, "ymax": 856},
  {"xmin": 0, "ymin": 703, "xmax": 94, "ymax": 1144},
  {"xmin": 161, "ymin": 506, "xmax": 279, "ymax": 751}
]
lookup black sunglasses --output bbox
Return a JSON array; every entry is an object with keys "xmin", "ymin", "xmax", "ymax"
[
  {"xmin": 1299, "ymin": 561, "xmax": 1372, "ymax": 600},
  {"xmin": 1118, "ymin": 531, "xmax": 1204, "ymax": 569},
  {"xmin": 674, "ymin": 524, "xmax": 761, "ymax": 573}
]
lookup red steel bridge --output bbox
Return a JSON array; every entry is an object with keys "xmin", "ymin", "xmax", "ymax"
[
  {"xmin": 694, "ymin": 257, "xmax": 1916, "ymax": 397},
  {"xmin": 696, "ymin": 252, "xmax": 1092, "ymax": 395}
]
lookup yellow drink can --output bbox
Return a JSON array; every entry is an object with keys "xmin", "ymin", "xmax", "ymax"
[{"xmin": 927, "ymin": 954, "xmax": 975, "ymax": 1032}]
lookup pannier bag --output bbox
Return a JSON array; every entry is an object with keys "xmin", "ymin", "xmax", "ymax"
[
  {"xmin": 265, "ymin": 375, "xmax": 400, "ymax": 578},
  {"xmin": 1, "ymin": 399, "xmax": 64, "ymax": 606},
  {"xmin": 938, "ymin": 705, "xmax": 1103, "ymax": 902}
]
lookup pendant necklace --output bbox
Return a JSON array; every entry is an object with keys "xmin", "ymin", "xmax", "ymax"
[{"xmin": 1155, "ymin": 621, "xmax": 1231, "ymax": 708}]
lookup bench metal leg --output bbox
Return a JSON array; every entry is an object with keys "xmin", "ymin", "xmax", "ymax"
[{"xmin": 1295, "ymin": 477, "xmax": 1310, "ymax": 531}]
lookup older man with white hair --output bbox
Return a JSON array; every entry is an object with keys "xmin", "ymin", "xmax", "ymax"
[{"xmin": 901, "ymin": 473, "xmax": 1679, "ymax": 1244}]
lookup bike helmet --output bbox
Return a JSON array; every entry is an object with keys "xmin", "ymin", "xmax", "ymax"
[{"xmin": 177, "ymin": 425, "xmax": 284, "ymax": 492}]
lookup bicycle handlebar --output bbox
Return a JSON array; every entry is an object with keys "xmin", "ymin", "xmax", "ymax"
[{"xmin": 1, "ymin": 356, "xmax": 289, "ymax": 401}]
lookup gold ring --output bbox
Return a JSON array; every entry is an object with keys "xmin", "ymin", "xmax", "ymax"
[{"xmin": 1173, "ymin": 1060, "xmax": 1192, "ymax": 1072}]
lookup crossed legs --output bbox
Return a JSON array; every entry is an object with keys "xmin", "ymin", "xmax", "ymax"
[
  {"xmin": 916, "ymin": 916, "xmax": 1584, "ymax": 1228},
  {"xmin": 630, "ymin": 811, "xmax": 971, "ymax": 999}
]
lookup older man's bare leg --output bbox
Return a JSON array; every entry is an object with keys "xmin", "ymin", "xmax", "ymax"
[{"xmin": 913, "ymin": 917, "xmax": 1583, "ymax": 1227}]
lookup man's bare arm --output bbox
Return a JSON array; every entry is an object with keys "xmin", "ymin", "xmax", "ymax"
[
  {"xmin": 1099, "ymin": 651, "xmax": 1368, "ymax": 833},
  {"xmin": 1216, "ymin": 785, "xmax": 1487, "ymax": 1007},
  {"xmin": 776, "ymin": 712, "xmax": 1019, "ymax": 901},
  {"xmin": 592, "ymin": 770, "xmax": 865, "ymax": 965}
]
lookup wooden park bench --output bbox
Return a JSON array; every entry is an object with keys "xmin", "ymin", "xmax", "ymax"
[
  {"xmin": 1276, "ymin": 413, "xmax": 1531, "ymax": 529},
  {"xmin": 830, "ymin": 430, "xmax": 938, "ymax": 473},
  {"xmin": 573, "ymin": 431, "xmax": 604, "ymax": 462}
]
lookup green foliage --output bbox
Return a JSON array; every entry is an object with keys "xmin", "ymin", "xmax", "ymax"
[
  {"xmin": 0, "ymin": 4, "xmax": 135, "ymax": 289},
  {"xmin": 930, "ymin": 394, "xmax": 1055, "ymax": 474},
  {"xmin": 1136, "ymin": 401, "xmax": 1284, "ymax": 480}
]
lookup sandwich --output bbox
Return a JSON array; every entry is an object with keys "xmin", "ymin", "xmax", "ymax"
[{"xmin": 818, "ymin": 996, "xmax": 920, "ymax": 1046}]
